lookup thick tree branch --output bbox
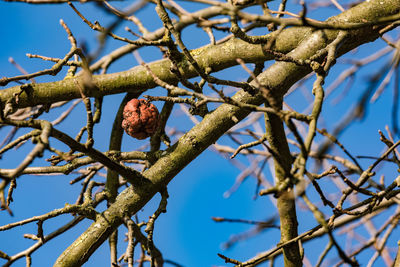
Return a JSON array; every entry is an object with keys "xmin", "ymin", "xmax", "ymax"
[
  {"xmin": 1, "ymin": 2, "xmax": 391, "ymax": 111},
  {"xmin": 0, "ymin": 36, "xmax": 288, "ymax": 109},
  {"xmin": 264, "ymin": 102, "xmax": 302, "ymax": 266}
]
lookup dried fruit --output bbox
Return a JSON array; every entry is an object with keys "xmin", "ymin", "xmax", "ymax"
[{"xmin": 121, "ymin": 98, "xmax": 160, "ymax": 140}]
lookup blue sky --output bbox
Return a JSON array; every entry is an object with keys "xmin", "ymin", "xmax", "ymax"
[{"xmin": 0, "ymin": 1, "xmax": 399, "ymax": 266}]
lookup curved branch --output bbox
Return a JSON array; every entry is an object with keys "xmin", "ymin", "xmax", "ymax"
[{"xmin": 1, "ymin": 27, "xmax": 312, "ymax": 108}]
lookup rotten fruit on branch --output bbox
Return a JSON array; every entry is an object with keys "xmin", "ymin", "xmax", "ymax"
[{"xmin": 121, "ymin": 98, "xmax": 160, "ymax": 140}]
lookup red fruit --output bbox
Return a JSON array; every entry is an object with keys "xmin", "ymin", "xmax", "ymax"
[{"xmin": 121, "ymin": 99, "xmax": 160, "ymax": 140}]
